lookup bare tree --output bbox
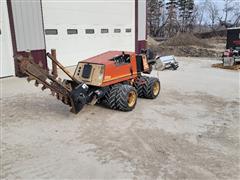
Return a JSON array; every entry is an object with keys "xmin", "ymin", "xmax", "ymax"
[
  {"xmin": 147, "ymin": 0, "xmax": 163, "ymax": 37},
  {"xmin": 178, "ymin": 0, "xmax": 195, "ymax": 32},
  {"xmin": 232, "ymin": 1, "xmax": 240, "ymax": 26},
  {"xmin": 195, "ymin": 0, "xmax": 208, "ymax": 32},
  {"xmin": 218, "ymin": 0, "xmax": 240, "ymax": 28},
  {"xmin": 188, "ymin": 4, "xmax": 199, "ymax": 31},
  {"xmin": 164, "ymin": 0, "xmax": 179, "ymax": 37},
  {"xmin": 206, "ymin": 0, "xmax": 219, "ymax": 31},
  {"xmin": 223, "ymin": 0, "xmax": 234, "ymax": 23}
]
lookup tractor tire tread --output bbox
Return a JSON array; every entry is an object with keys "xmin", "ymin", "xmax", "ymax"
[
  {"xmin": 142, "ymin": 76, "xmax": 160, "ymax": 99},
  {"xmin": 102, "ymin": 84, "xmax": 120, "ymax": 109},
  {"xmin": 116, "ymin": 84, "xmax": 137, "ymax": 111},
  {"xmin": 134, "ymin": 76, "xmax": 145, "ymax": 97}
]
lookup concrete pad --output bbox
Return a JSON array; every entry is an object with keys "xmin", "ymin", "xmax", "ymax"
[{"xmin": 1, "ymin": 57, "xmax": 239, "ymax": 179}]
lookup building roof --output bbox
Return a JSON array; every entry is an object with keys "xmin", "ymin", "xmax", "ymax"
[{"xmin": 227, "ymin": 27, "xmax": 240, "ymax": 30}]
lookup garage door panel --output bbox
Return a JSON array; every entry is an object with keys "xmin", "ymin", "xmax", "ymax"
[
  {"xmin": 45, "ymin": 34, "xmax": 134, "ymax": 66},
  {"xmin": 0, "ymin": 1, "xmax": 14, "ymax": 77},
  {"xmin": 11, "ymin": 0, "xmax": 45, "ymax": 51},
  {"xmin": 42, "ymin": 0, "xmax": 135, "ymax": 67}
]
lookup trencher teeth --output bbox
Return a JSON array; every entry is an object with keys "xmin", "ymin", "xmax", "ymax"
[
  {"xmin": 51, "ymin": 91, "xmax": 56, "ymax": 96},
  {"xmin": 64, "ymin": 97, "xmax": 68, "ymax": 104},
  {"xmin": 56, "ymin": 93, "xmax": 60, "ymax": 100},
  {"xmin": 41, "ymin": 85, "xmax": 47, "ymax": 91},
  {"xmin": 27, "ymin": 77, "xmax": 31, "ymax": 82},
  {"xmin": 27, "ymin": 76, "xmax": 35, "ymax": 82},
  {"xmin": 34, "ymin": 80, "xmax": 39, "ymax": 87}
]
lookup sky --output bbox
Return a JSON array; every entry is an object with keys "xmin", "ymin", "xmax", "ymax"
[
  {"xmin": 194, "ymin": 0, "xmax": 239, "ymax": 23},
  {"xmin": 195, "ymin": 0, "xmax": 225, "ymax": 9},
  {"xmin": 195, "ymin": 0, "xmax": 240, "ymax": 12}
]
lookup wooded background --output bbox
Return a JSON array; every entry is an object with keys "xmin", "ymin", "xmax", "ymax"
[{"xmin": 147, "ymin": 0, "xmax": 240, "ymax": 37}]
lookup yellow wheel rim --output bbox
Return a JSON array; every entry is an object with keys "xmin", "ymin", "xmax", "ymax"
[
  {"xmin": 128, "ymin": 91, "xmax": 137, "ymax": 108},
  {"xmin": 153, "ymin": 81, "xmax": 160, "ymax": 96}
]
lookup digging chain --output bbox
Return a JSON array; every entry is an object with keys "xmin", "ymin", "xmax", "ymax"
[{"xmin": 17, "ymin": 53, "xmax": 73, "ymax": 107}]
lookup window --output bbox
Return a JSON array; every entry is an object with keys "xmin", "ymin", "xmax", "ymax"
[
  {"xmin": 101, "ymin": 29, "xmax": 109, "ymax": 33},
  {"xmin": 125, "ymin": 28, "xmax": 131, "ymax": 33},
  {"xmin": 85, "ymin": 29, "xmax": 95, "ymax": 34},
  {"xmin": 45, "ymin": 29, "xmax": 58, "ymax": 35},
  {"xmin": 114, "ymin": 29, "xmax": 121, "ymax": 33},
  {"xmin": 67, "ymin": 29, "xmax": 78, "ymax": 35}
]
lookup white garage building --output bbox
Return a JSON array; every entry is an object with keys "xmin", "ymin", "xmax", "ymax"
[{"xmin": 0, "ymin": 0, "xmax": 147, "ymax": 77}]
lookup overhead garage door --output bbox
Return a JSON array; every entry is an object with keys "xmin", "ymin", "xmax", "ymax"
[
  {"xmin": 7, "ymin": 0, "xmax": 47, "ymax": 76},
  {"xmin": 0, "ymin": 0, "xmax": 14, "ymax": 77},
  {"xmin": 42, "ymin": 0, "xmax": 135, "ymax": 67}
]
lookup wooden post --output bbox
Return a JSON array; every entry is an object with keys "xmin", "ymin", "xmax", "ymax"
[{"xmin": 51, "ymin": 49, "xmax": 58, "ymax": 78}]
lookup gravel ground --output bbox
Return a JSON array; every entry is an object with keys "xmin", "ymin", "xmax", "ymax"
[{"xmin": 1, "ymin": 57, "xmax": 240, "ymax": 179}]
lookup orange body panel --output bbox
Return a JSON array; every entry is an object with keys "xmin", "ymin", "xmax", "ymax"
[{"xmin": 82, "ymin": 51, "xmax": 138, "ymax": 87}]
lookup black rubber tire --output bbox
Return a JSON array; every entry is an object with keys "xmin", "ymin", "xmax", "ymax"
[
  {"xmin": 135, "ymin": 76, "xmax": 160, "ymax": 99},
  {"xmin": 116, "ymin": 84, "xmax": 137, "ymax": 111},
  {"xmin": 134, "ymin": 76, "xmax": 146, "ymax": 98},
  {"xmin": 143, "ymin": 77, "xmax": 160, "ymax": 99},
  {"xmin": 171, "ymin": 63, "xmax": 178, "ymax": 70},
  {"xmin": 102, "ymin": 84, "xmax": 121, "ymax": 109}
]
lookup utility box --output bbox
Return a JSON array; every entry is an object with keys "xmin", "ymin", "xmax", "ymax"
[{"xmin": 223, "ymin": 57, "xmax": 234, "ymax": 66}]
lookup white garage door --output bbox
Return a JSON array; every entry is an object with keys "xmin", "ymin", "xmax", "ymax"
[
  {"xmin": 42, "ymin": 0, "xmax": 135, "ymax": 67},
  {"xmin": 0, "ymin": 0, "xmax": 14, "ymax": 77}
]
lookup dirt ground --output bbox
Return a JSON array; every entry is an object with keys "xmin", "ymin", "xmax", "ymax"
[
  {"xmin": 148, "ymin": 35, "xmax": 226, "ymax": 58},
  {"xmin": 212, "ymin": 63, "xmax": 240, "ymax": 71},
  {"xmin": 1, "ymin": 57, "xmax": 240, "ymax": 179}
]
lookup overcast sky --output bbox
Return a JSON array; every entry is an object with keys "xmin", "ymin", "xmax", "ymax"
[
  {"xmin": 195, "ymin": 0, "xmax": 239, "ymax": 11},
  {"xmin": 195, "ymin": 0, "xmax": 224, "ymax": 9},
  {"xmin": 194, "ymin": 0, "xmax": 239, "ymax": 23}
]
